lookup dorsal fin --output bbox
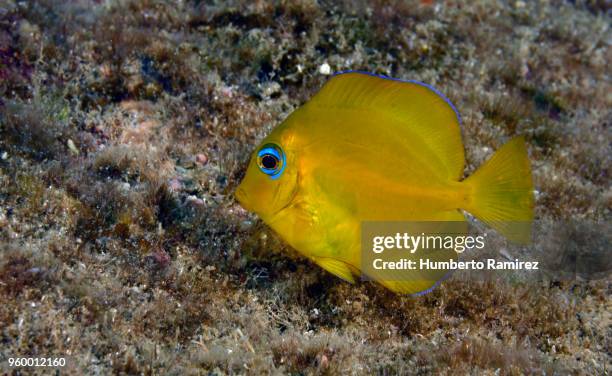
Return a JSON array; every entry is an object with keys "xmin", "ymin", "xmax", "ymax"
[{"xmin": 306, "ymin": 71, "xmax": 465, "ymax": 180}]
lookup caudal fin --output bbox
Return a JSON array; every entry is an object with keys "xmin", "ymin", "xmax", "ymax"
[{"xmin": 463, "ymin": 136, "xmax": 534, "ymax": 243}]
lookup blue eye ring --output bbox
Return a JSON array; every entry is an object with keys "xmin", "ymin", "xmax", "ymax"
[{"xmin": 257, "ymin": 143, "xmax": 286, "ymax": 180}]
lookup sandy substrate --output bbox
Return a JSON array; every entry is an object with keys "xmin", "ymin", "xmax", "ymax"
[{"xmin": 0, "ymin": 1, "xmax": 610, "ymax": 374}]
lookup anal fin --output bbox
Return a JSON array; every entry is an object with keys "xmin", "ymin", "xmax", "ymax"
[{"xmin": 312, "ymin": 257, "xmax": 356, "ymax": 283}]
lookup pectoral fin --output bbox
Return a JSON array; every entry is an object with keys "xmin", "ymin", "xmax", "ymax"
[{"xmin": 312, "ymin": 257, "xmax": 356, "ymax": 283}]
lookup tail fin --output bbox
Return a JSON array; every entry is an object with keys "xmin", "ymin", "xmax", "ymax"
[{"xmin": 463, "ymin": 136, "xmax": 534, "ymax": 243}]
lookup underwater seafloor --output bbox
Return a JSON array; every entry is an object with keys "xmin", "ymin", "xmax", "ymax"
[{"xmin": 0, "ymin": 0, "xmax": 610, "ymax": 374}]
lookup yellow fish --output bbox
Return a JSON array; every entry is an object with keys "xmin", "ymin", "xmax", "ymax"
[{"xmin": 235, "ymin": 72, "xmax": 534, "ymax": 294}]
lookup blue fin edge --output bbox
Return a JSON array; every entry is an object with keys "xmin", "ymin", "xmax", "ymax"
[{"xmin": 408, "ymin": 270, "xmax": 453, "ymax": 297}]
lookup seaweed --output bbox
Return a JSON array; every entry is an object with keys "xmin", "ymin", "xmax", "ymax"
[{"xmin": 0, "ymin": 0, "xmax": 609, "ymax": 374}]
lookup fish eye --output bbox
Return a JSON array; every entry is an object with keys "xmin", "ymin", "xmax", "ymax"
[
  {"xmin": 261, "ymin": 154, "xmax": 278, "ymax": 169},
  {"xmin": 257, "ymin": 143, "xmax": 285, "ymax": 180}
]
